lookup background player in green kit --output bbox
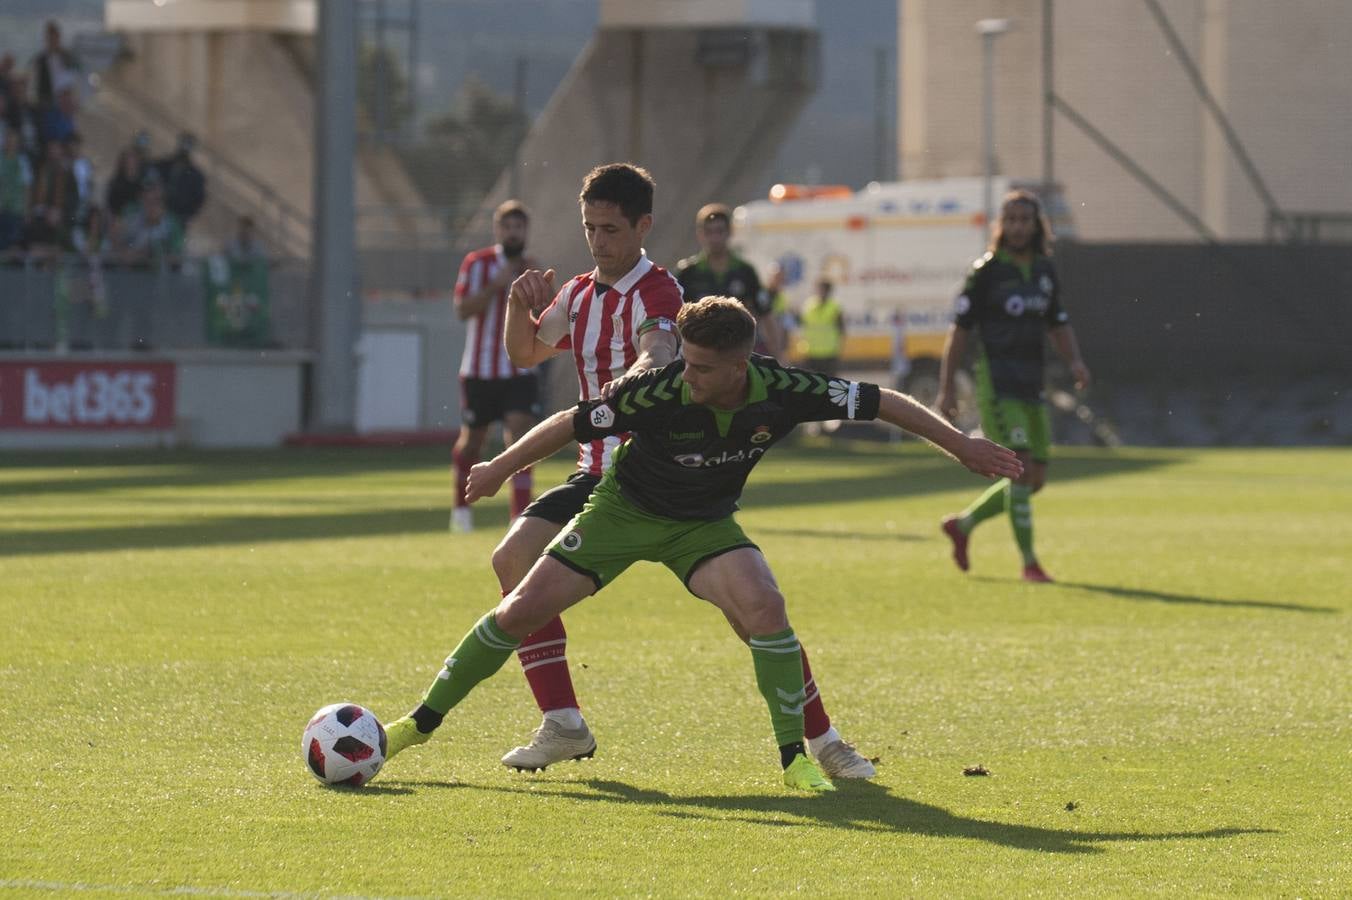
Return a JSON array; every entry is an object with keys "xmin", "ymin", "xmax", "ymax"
[
  {"xmin": 383, "ymin": 297, "xmax": 1022, "ymax": 792},
  {"xmin": 935, "ymin": 190, "xmax": 1092, "ymax": 583}
]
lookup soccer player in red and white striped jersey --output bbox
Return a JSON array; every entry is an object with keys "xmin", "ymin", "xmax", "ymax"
[
  {"xmin": 387, "ymin": 165, "xmax": 875, "ymax": 781},
  {"xmin": 450, "ymin": 201, "xmax": 541, "ymax": 532}
]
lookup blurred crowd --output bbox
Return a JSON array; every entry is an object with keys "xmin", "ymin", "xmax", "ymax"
[{"xmin": 0, "ymin": 19, "xmax": 209, "ymax": 268}]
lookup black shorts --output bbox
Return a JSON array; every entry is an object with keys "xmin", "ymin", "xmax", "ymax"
[
  {"xmin": 520, "ymin": 471, "xmax": 601, "ymax": 525},
  {"xmin": 460, "ymin": 373, "xmax": 541, "ymax": 428}
]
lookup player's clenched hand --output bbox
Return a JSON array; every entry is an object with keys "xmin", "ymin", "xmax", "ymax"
[
  {"xmin": 465, "ymin": 461, "xmax": 508, "ymax": 504},
  {"xmin": 509, "ymin": 268, "xmax": 556, "ymax": 313},
  {"xmin": 958, "ymin": 436, "xmax": 1024, "ymax": 480}
]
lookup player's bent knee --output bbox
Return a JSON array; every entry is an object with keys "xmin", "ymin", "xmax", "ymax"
[
  {"xmin": 742, "ymin": 589, "xmax": 789, "ymax": 635},
  {"xmin": 494, "ymin": 592, "xmax": 552, "ymax": 640}
]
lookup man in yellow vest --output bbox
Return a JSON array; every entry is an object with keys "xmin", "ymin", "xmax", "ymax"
[{"xmin": 797, "ymin": 279, "xmax": 845, "ymax": 376}]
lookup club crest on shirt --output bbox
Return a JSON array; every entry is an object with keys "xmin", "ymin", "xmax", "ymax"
[{"xmin": 750, "ymin": 426, "xmax": 772, "ymax": 444}]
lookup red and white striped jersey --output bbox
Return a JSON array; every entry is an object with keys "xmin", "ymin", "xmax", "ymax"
[
  {"xmin": 454, "ymin": 245, "xmax": 531, "ymax": 379},
  {"xmin": 535, "ymin": 252, "xmax": 682, "ymax": 475}
]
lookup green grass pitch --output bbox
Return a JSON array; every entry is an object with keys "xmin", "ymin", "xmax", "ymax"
[{"xmin": 2, "ymin": 442, "xmax": 1349, "ymax": 898}]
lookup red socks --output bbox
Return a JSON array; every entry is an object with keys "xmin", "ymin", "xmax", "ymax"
[{"xmin": 516, "ymin": 616, "xmax": 579, "ymax": 712}]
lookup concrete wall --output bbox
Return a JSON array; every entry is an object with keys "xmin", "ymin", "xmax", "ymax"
[
  {"xmin": 1056, "ymin": 242, "xmax": 1352, "ymax": 383},
  {"xmin": 899, "ymin": 0, "xmax": 1352, "ymax": 241},
  {"xmin": 91, "ymin": 29, "xmax": 439, "ymax": 255},
  {"xmin": 468, "ymin": 26, "xmax": 819, "ymax": 280}
]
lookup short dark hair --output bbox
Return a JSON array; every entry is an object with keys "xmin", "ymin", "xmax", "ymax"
[
  {"xmin": 579, "ymin": 163, "xmax": 655, "ymax": 226},
  {"xmin": 494, "ymin": 199, "xmax": 529, "ymax": 225},
  {"xmin": 677, "ymin": 296, "xmax": 755, "ymax": 354},
  {"xmin": 696, "ymin": 203, "xmax": 732, "ymax": 230}
]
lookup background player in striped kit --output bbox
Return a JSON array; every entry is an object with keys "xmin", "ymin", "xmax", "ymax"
[{"xmin": 450, "ymin": 200, "xmax": 542, "ymax": 533}]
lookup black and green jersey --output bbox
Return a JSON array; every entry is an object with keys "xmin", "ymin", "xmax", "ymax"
[
  {"xmin": 953, "ymin": 250, "xmax": 1070, "ymax": 401},
  {"xmin": 572, "ymin": 355, "xmax": 881, "ymax": 520},
  {"xmin": 675, "ymin": 252, "xmax": 768, "ymax": 316}
]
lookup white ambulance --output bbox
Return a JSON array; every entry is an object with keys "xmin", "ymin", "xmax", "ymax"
[{"xmin": 733, "ymin": 176, "xmax": 1070, "ymax": 378}]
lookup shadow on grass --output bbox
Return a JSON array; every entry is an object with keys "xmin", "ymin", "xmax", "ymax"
[
  {"xmin": 973, "ymin": 576, "xmax": 1340, "ymax": 615},
  {"xmin": 0, "ymin": 447, "xmax": 452, "ymax": 499},
  {"xmin": 0, "ymin": 508, "xmax": 456, "ymax": 557},
  {"xmin": 4, "ymin": 447, "xmax": 1178, "ymax": 557},
  {"xmin": 754, "ymin": 526, "xmax": 924, "ymax": 543},
  {"xmin": 409, "ymin": 777, "xmax": 1271, "ymax": 854}
]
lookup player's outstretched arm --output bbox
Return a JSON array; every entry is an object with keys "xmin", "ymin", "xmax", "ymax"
[
  {"xmin": 466, "ymin": 409, "xmax": 577, "ymax": 503},
  {"xmin": 877, "ymin": 388, "xmax": 1023, "ymax": 480}
]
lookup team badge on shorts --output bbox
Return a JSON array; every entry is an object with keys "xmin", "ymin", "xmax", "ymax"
[{"xmin": 560, "ymin": 530, "xmax": 584, "ymax": 551}]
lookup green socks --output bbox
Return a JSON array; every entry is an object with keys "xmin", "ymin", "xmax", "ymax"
[
  {"xmin": 421, "ymin": 612, "xmax": 521, "ymax": 715},
  {"xmin": 1008, "ymin": 482, "xmax": 1037, "ymax": 565},
  {"xmin": 960, "ymin": 477, "xmax": 1038, "ymax": 565},
  {"xmin": 959, "ymin": 478, "xmax": 1009, "ymax": 533},
  {"xmin": 749, "ymin": 629, "xmax": 806, "ymax": 748}
]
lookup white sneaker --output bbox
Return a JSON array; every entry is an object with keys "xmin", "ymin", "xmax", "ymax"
[
  {"xmin": 815, "ymin": 739, "xmax": 877, "ymax": 779},
  {"xmin": 500, "ymin": 718, "xmax": 597, "ymax": 771},
  {"xmin": 450, "ymin": 507, "xmax": 473, "ymax": 533}
]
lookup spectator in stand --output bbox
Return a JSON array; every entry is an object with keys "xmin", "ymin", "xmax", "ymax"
[
  {"xmin": 74, "ymin": 203, "xmax": 110, "ymax": 257},
  {"xmin": 66, "ymin": 132, "xmax": 92, "ymax": 215},
  {"xmin": 0, "ymin": 126, "xmax": 33, "ymax": 256},
  {"xmin": 224, "ymin": 215, "xmax": 265, "ymax": 264},
  {"xmin": 39, "ymin": 79, "xmax": 79, "ymax": 148},
  {"xmin": 156, "ymin": 132, "xmax": 206, "ymax": 227},
  {"xmin": 105, "ymin": 146, "xmax": 145, "ymax": 218},
  {"xmin": 0, "ymin": 53, "xmax": 15, "ymax": 97},
  {"xmin": 116, "ymin": 173, "xmax": 184, "ymax": 267},
  {"xmin": 30, "ymin": 20, "xmax": 81, "ymax": 111},
  {"xmin": 4, "ymin": 74, "xmax": 41, "ymax": 166},
  {"xmin": 25, "ymin": 137, "xmax": 78, "ymax": 258}
]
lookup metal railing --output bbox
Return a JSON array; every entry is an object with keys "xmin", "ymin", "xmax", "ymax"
[
  {"xmin": 1267, "ymin": 211, "xmax": 1352, "ymax": 244},
  {"xmin": 0, "ymin": 253, "xmax": 312, "ymax": 352}
]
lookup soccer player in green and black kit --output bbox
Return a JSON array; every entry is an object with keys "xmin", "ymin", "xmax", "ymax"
[
  {"xmin": 935, "ymin": 190, "xmax": 1091, "ymax": 583},
  {"xmin": 676, "ymin": 203, "xmax": 783, "ymax": 354},
  {"xmin": 383, "ymin": 296, "xmax": 1021, "ymax": 792}
]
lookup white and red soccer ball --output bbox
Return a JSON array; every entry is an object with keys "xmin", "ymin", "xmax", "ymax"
[{"xmin": 301, "ymin": 703, "xmax": 386, "ymax": 787}]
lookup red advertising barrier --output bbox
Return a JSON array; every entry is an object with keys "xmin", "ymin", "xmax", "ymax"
[{"xmin": 0, "ymin": 361, "xmax": 177, "ymax": 430}]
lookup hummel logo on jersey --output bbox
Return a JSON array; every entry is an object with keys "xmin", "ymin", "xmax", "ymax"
[
  {"xmin": 591, "ymin": 404, "xmax": 616, "ymax": 428},
  {"xmin": 670, "ymin": 430, "xmax": 704, "ymax": 441}
]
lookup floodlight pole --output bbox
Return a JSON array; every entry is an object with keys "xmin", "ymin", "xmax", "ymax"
[
  {"xmin": 313, "ymin": 0, "xmax": 360, "ymax": 432},
  {"xmin": 977, "ymin": 18, "xmax": 1012, "ymax": 234}
]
